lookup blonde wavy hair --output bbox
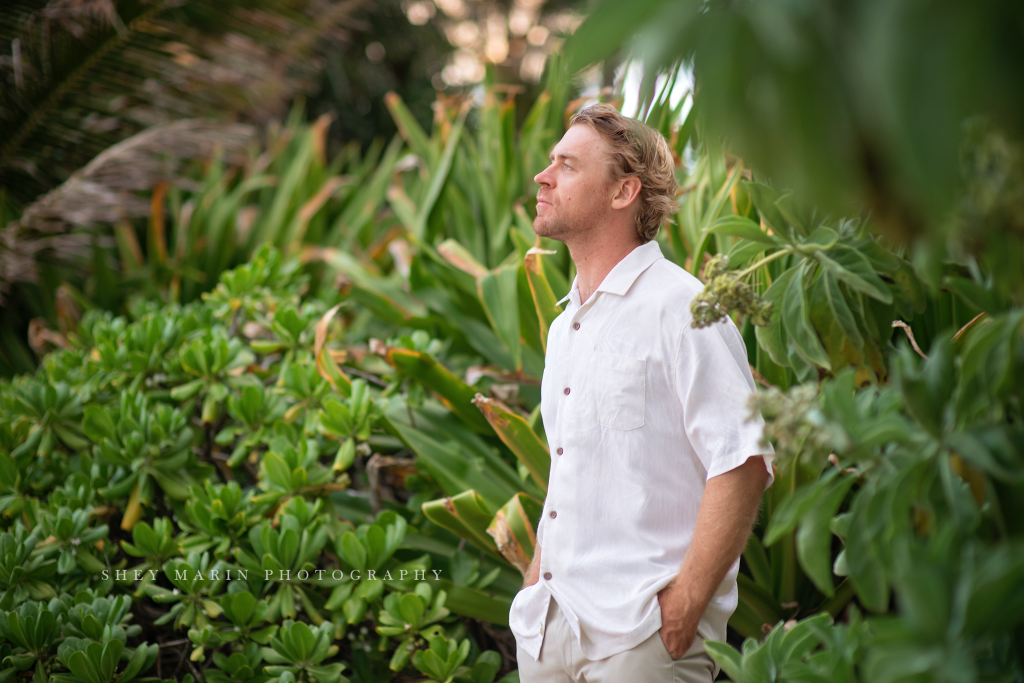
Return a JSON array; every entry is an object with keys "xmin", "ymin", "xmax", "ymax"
[{"xmin": 569, "ymin": 104, "xmax": 678, "ymax": 243}]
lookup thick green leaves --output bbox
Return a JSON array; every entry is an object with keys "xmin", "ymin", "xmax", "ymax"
[
  {"xmin": 477, "ymin": 263, "xmax": 522, "ymax": 372},
  {"xmin": 472, "ymin": 395, "xmax": 549, "ymax": 492},
  {"xmin": 706, "ymin": 215, "xmax": 782, "ymax": 247},
  {"xmin": 385, "ymin": 417, "xmax": 521, "ymax": 512},
  {"xmin": 385, "ymin": 348, "xmax": 492, "ymax": 434},
  {"xmin": 756, "ymin": 267, "xmax": 797, "ymax": 367},
  {"xmin": 796, "ymin": 476, "xmax": 856, "ymax": 594},
  {"xmin": 821, "ymin": 272, "xmax": 864, "ymax": 349},
  {"xmin": 815, "ymin": 246, "xmax": 894, "ymax": 304},
  {"xmin": 524, "ymin": 247, "xmax": 561, "ymax": 352},
  {"xmin": 783, "ymin": 264, "xmax": 832, "ymax": 369},
  {"xmin": 421, "ymin": 491, "xmax": 502, "ymax": 563},
  {"xmin": 486, "ymin": 493, "xmax": 543, "ymax": 576}
]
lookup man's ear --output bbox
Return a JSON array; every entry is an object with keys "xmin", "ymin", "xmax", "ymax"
[{"xmin": 610, "ymin": 175, "xmax": 642, "ymax": 211}]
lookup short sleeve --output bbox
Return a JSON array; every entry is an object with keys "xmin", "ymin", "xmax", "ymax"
[{"xmin": 673, "ymin": 317, "xmax": 775, "ymax": 486}]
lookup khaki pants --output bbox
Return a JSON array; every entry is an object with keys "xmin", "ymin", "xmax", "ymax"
[{"xmin": 516, "ymin": 599, "xmax": 717, "ymax": 683}]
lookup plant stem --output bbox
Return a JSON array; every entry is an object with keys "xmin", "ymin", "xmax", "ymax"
[{"xmin": 738, "ymin": 248, "xmax": 794, "ymax": 279}]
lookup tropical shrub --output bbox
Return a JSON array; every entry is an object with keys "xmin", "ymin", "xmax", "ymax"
[
  {"xmin": 5, "ymin": 30, "xmax": 1023, "ymax": 682},
  {"xmin": 0, "ymin": 239, "xmax": 526, "ymax": 681}
]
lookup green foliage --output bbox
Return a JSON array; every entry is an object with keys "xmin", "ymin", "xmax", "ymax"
[
  {"xmin": 7, "ymin": 31, "xmax": 1024, "ymax": 681},
  {"xmin": 33, "ymin": 507, "xmax": 108, "ymax": 577},
  {"xmin": 0, "ymin": 594, "xmax": 159, "ymax": 683},
  {"xmin": 376, "ymin": 583, "xmax": 449, "ymax": 671},
  {"xmin": 83, "ymin": 391, "xmax": 208, "ymax": 506},
  {"xmin": 4, "ymin": 381, "xmax": 87, "ymax": 459},
  {"xmin": 0, "ymin": 529, "xmax": 57, "ymax": 610},
  {"xmin": 181, "ymin": 484, "xmax": 261, "ymax": 558},
  {"xmin": 262, "ymin": 620, "xmax": 344, "ymax": 683},
  {"xmin": 145, "ymin": 551, "xmax": 227, "ymax": 630},
  {"xmin": 54, "ymin": 636, "xmax": 158, "ymax": 683}
]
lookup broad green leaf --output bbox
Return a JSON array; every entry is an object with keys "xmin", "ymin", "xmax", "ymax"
[
  {"xmin": 473, "ymin": 394, "xmax": 549, "ymax": 492},
  {"xmin": 782, "ymin": 263, "xmax": 832, "ymax": 369},
  {"xmin": 691, "ymin": 162, "xmax": 745, "ymax": 276},
  {"xmin": 845, "ymin": 487, "xmax": 890, "ymax": 613},
  {"xmin": 384, "ymin": 92, "xmax": 435, "ymax": 165},
  {"xmin": 705, "ymin": 640, "xmax": 744, "ymax": 683},
  {"xmin": 822, "ymin": 272, "xmax": 864, "ymax": 349},
  {"xmin": 399, "ymin": 593, "xmax": 426, "ymax": 627},
  {"xmin": 221, "ymin": 591, "xmax": 256, "ymax": 626},
  {"xmin": 737, "ymin": 573, "xmax": 784, "ymax": 627},
  {"xmin": 339, "ymin": 533, "xmax": 367, "ymax": 570},
  {"xmin": 384, "ymin": 416, "xmax": 521, "ymax": 512},
  {"xmin": 433, "ymin": 580, "xmax": 512, "ymax": 627},
  {"xmin": 486, "ymin": 493, "xmax": 543, "ymax": 575},
  {"xmin": 524, "ymin": 247, "xmax": 561, "ymax": 352},
  {"xmin": 117, "ymin": 643, "xmax": 151, "ymax": 683},
  {"xmin": 413, "ymin": 105, "xmax": 469, "ymax": 241},
  {"xmin": 803, "ymin": 225, "xmax": 839, "ymax": 250},
  {"xmin": 742, "ymin": 533, "xmax": 773, "ymax": 590},
  {"xmin": 82, "ymin": 405, "xmax": 116, "ymax": 442},
  {"xmin": 706, "ymin": 215, "xmax": 780, "ymax": 246},
  {"xmin": 815, "ymin": 246, "xmax": 893, "ymax": 304},
  {"xmin": 421, "ymin": 490, "xmax": 502, "ymax": 563},
  {"xmin": 745, "ymin": 182, "xmax": 788, "ymax": 237},
  {"xmin": 386, "ymin": 347, "xmax": 492, "ymax": 434},
  {"xmin": 796, "ymin": 476, "xmax": 856, "ymax": 594},
  {"xmin": 765, "ymin": 471, "xmax": 837, "ymax": 546},
  {"xmin": 564, "ymin": 0, "xmax": 670, "ymax": 73},
  {"xmin": 263, "ymin": 452, "xmax": 294, "ymax": 491},
  {"xmin": 755, "ymin": 266, "xmax": 797, "ymax": 368},
  {"xmin": 437, "ymin": 239, "xmax": 489, "ymax": 279},
  {"xmin": 478, "ymin": 263, "xmax": 522, "ymax": 371}
]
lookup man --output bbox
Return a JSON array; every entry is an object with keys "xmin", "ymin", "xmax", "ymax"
[{"xmin": 509, "ymin": 104, "xmax": 774, "ymax": 682}]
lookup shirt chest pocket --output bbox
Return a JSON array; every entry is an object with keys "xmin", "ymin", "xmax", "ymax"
[{"xmin": 589, "ymin": 351, "xmax": 646, "ymax": 430}]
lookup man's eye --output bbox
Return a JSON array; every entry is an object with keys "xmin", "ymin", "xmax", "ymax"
[{"xmin": 563, "ymin": 163, "xmax": 572, "ymax": 171}]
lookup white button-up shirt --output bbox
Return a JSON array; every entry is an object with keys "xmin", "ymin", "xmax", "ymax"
[{"xmin": 509, "ymin": 240, "xmax": 774, "ymax": 661}]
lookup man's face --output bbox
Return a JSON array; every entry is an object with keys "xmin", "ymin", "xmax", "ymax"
[{"xmin": 533, "ymin": 124, "xmax": 616, "ymax": 241}]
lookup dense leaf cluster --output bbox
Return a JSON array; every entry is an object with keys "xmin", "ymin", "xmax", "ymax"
[{"xmin": 0, "ymin": 243, "xmax": 519, "ymax": 683}]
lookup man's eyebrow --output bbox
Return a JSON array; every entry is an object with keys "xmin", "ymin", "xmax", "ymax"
[{"xmin": 548, "ymin": 151, "xmax": 578, "ymax": 162}]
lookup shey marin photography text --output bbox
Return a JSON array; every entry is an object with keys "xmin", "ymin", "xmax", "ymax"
[{"xmin": 100, "ymin": 568, "xmax": 445, "ymax": 582}]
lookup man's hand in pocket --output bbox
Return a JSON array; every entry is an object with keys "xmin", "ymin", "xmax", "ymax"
[{"xmin": 658, "ymin": 583, "xmax": 700, "ymax": 659}]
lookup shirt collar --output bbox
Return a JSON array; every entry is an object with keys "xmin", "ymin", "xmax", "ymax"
[{"xmin": 556, "ymin": 240, "xmax": 665, "ymax": 306}]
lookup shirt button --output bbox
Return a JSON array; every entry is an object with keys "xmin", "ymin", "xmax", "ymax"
[
  {"xmin": 543, "ymin": 572, "xmax": 552, "ymax": 580},
  {"xmin": 563, "ymin": 387, "xmax": 570, "ymax": 395},
  {"xmin": 573, "ymin": 322, "xmax": 580, "ymax": 330},
  {"xmin": 556, "ymin": 447, "xmax": 563, "ymax": 455},
  {"xmin": 549, "ymin": 511, "xmax": 557, "ymax": 518}
]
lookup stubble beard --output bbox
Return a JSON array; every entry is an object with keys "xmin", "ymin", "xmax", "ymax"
[{"xmin": 534, "ymin": 209, "xmax": 583, "ymax": 243}]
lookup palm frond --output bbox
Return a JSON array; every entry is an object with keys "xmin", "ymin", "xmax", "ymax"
[
  {"xmin": 0, "ymin": 119, "xmax": 255, "ymax": 301},
  {"xmin": 0, "ymin": 0, "xmax": 366, "ymax": 206}
]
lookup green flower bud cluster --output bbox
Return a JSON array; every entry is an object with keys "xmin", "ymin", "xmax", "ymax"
[
  {"xmin": 748, "ymin": 384, "xmax": 837, "ymax": 470},
  {"xmin": 690, "ymin": 255, "xmax": 774, "ymax": 328}
]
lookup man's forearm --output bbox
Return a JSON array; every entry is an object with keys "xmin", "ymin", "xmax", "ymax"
[{"xmin": 659, "ymin": 456, "xmax": 768, "ymax": 655}]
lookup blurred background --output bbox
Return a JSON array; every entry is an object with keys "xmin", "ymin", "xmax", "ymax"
[{"xmin": 0, "ymin": 0, "xmax": 585, "ymax": 375}]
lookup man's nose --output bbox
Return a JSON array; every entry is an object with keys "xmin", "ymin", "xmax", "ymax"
[{"xmin": 534, "ymin": 164, "xmax": 553, "ymax": 186}]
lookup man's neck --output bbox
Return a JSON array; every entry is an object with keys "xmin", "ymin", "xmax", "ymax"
[{"xmin": 567, "ymin": 230, "xmax": 642, "ymax": 305}]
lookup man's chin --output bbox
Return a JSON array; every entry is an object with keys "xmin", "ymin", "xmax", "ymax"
[{"xmin": 533, "ymin": 216, "xmax": 563, "ymax": 240}]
